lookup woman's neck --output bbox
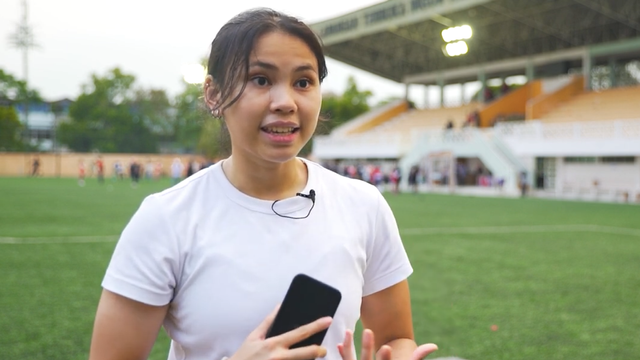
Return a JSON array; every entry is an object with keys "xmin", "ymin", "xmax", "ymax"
[{"xmin": 221, "ymin": 155, "xmax": 308, "ymax": 201}]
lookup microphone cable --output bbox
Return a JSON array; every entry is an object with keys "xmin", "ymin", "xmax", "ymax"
[{"xmin": 271, "ymin": 189, "xmax": 316, "ymax": 220}]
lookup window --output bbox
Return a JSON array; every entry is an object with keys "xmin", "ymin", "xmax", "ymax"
[
  {"xmin": 564, "ymin": 157, "xmax": 636, "ymax": 164},
  {"xmin": 601, "ymin": 157, "xmax": 635, "ymax": 164},
  {"xmin": 564, "ymin": 157, "xmax": 597, "ymax": 163}
]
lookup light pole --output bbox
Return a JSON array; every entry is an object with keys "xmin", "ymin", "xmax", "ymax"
[{"xmin": 8, "ymin": 0, "xmax": 38, "ymax": 143}]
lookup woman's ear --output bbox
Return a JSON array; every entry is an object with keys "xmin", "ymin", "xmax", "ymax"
[{"xmin": 203, "ymin": 75, "xmax": 220, "ymax": 111}]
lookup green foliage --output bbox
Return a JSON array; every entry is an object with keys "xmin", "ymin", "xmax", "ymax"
[
  {"xmin": 173, "ymin": 78, "xmax": 231, "ymax": 159},
  {"xmin": 57, "ymin": 68, "xmax": 159, "ymax": 153},
  {"xmin": 0, "ymin": 106, "xmax": 24, "ymax": 151},
  {"xmin": 301, "ymin": 76, "xmax": 374, "ymax": 155},
  {"xmin": 319, "ymin": 76, "xmax": 373, "ymax": 134},
  {"xmin": 0, "ymin": 68, "xmax": 42, "ymax": 151},
  {"xmin": 1, "ymin": 67, "xmax": 378, "ymax": 157},
  {"xmin": 0, "ymin": 68, "xmax": 42, "ymax": 104},
  {"xmin": 198, "ymin": 119, "xmax": 231, "ymax": 160},
  {"xmin": 131, "ymin": 89, "xmax": 173, "ymax": 137},
  {"xmin": 173, "ymin": 83, "xmax": 207, "ymax": 154},
  {"xmin": 376, "ymin": 96, "xmax": 415, "ymax": 109}
]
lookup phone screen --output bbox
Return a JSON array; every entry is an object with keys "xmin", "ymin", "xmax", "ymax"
[{"xmin": 266, "ymin": 273, "xmax": 342, "ymax": 348}]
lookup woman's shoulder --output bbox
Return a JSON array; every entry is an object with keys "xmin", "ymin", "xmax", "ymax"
[{"xmin": 145, "ymin": 164, "xmax": 223, "ymax": 210}]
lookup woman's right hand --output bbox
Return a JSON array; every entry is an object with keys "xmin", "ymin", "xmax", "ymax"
[{"xmin": 230, "ymin": 305, "xmax": 333, "ymax": 360}]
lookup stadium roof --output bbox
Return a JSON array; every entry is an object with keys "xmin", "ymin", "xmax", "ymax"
[{"xmin": 309, "ymin": 0, "xmax": 640, "ymax": 85}]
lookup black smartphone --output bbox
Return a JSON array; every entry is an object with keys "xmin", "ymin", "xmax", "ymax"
[{"xmin": 266, "ymin": 273, "xmax": 342, "ymax": 348}]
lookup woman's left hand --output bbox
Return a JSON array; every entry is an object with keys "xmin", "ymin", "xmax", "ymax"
[{"xmin": 337, "ymin": 329, "xmax": 438, "ymax": 360}]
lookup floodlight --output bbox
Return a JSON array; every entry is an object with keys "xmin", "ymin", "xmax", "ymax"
[
  {"xmin": 442, "ymin": 25, "xmax": 473, "ymax": 43},
  {"xmin": 182, "ymin": 64, "xmax": 206, "ymax": 84},
  {"xmin": 506, "ymin": 75, "xmax": 528, "ymax": 85},
  {"xmin": 443, "ymin": 41, "xmax": 469, "ymax": 57}
]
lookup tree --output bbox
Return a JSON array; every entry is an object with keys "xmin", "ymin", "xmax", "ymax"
[
  {"xmin": 0, "ymin": 68, "xmax": 42, "ymax": 150},
  {"xmin": 172, "ymin": 56, "xmax": 227, "ymax": 157},
  {"xmin": 131, "ymin": 88, "xmax": 172, "ymax": 136},
  {"xmin": 173, "ymin": 83, "xmax": 207, "ymax": 153},
  {"xmin": 318, "ymin": 76, "xmax": 373, "ymax": 134},
  {"xmin": 300, "ymin": 76, "xmax": 374, "ymax": 155},
  {"xmin": 591, "ymin": 61, "xmax": 640, "ymax": 90},
  {"xmin": 0, "ymin": 106, "xmax": 24, "ymax": 151},
  {"xmin": 0, "ymin": 68, "xmax": 42, "ymax": 104},
  {"xmin": 170, "ymin": 61, "xmax": 228, "ymax": 159},
  {"xmin": 375, "ymin": 96, "xmax": 415, "ymax": 109},
  {"xmin": 197, "ymin": 118, "xmax": 230, "ymax": 160},
  {"xmin": 57, "ymin": 68, "xmax": 159, "ymax": 153}
]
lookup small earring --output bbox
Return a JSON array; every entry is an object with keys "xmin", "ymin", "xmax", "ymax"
[{"xmin": 211, "ymin": 108, "xmax": 222, "ymax": 119}]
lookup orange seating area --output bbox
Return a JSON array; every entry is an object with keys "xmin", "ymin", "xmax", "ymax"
[
  {"xmin": 539, "ymin": 85, "xmax": 640, "ymax": 123},
  {"xmin": 344, "ymin": 84, "xmax": 639, "ymax": 139},
  {"xmin": 365, "ymin": 103, "xmax": 481, "ymax": 135}
]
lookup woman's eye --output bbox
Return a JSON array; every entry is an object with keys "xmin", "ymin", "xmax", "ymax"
[
  {"xmin": 252, "ymin": 76, "xmax": 269, "ymax": 86},
  {"xmin": 297, "ymin": 79, "xmax": 311, "ymax": 88}
]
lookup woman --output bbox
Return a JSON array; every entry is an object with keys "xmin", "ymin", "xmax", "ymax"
[{"xmin": 89, "ymin": 8, "xmax": 437, "ymax": 360}]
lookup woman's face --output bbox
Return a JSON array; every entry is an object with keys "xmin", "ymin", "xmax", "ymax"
[{"xmin": 207, "ymin": 31, "xmax": 322, "ymax": 166}]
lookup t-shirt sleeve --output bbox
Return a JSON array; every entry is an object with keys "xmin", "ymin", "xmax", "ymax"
[
  {"xmin": 101, "ymin": 195, "xmax": 180, "ymax": 306},
  {"xmin": 362, "ymin": 192, "xmax": 413, "ymax": 297}
]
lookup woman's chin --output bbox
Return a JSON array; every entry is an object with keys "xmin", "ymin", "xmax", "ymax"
[{"xmin": 260, "ymin": 148, "xmax": 304, "ymax": 164}]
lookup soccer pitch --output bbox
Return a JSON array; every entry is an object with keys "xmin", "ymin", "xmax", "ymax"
[{"xmin": 1, "ymin": 177, "xmax": 639, "ymax": 360}]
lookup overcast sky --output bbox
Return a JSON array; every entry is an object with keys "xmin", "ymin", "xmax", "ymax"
[{"xmin": 0, "ymin": 0, "xmax": 431, "ymax": 105}]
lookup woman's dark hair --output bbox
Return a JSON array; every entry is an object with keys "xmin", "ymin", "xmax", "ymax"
[{"xmin": 207, "ymin": 8, "xmax": 328, "ymax": 111}]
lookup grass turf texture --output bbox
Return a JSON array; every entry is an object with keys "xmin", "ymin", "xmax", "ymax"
[{"xmin": 0, "ymin": 177, "xmax": 638, "ymax": 359}]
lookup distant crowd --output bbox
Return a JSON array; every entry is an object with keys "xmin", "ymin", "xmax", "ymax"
[
  {"xmin": 321, "ymin": 159, "xmax": 504, "ymax": 194},
  {"xmin": 76, "ymin": 157, "xmax": 215, "ymax": 187},
  {"xmin": 322, "ymin": 161, "xmax": 403, "ymax": 193},
  {"xmin": 73, "ymin": 156, "xmax": 504, "ymax": 194}
]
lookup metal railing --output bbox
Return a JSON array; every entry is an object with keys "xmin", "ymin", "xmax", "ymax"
[{"xmin": 494, "ymin": 119, "xmax": 640, "ymax": 141}]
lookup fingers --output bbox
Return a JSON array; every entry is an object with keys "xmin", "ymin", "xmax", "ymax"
[
  {"xmin": 275, "ymin": 316, "xmax": 332, "ymax": 347},
  {"xmin": 377, "ymin": 345, "xmax": 393, "ymax": 360},
  {"xmin": 284, "ymin": 345, "xmax": 328, "ymax": 360},
  {"xmin": 409, "ymin": 343, "xmax": 439, "ymax": 360},
  {"xmin": 337, "ymin": 329, "xmax": 354, "ymax": 360},
  {"xmin": 360, "ymin": 329, "xmax": 375, "ymax": 360},
  {"xmin": 253, "ymin": 304, "xmax": 281, "ymax": 339}
]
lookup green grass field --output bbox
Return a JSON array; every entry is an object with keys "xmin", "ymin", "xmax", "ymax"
[{"xmin": 1, "ymin": 177, "xmax": 639, "ymax": 360}]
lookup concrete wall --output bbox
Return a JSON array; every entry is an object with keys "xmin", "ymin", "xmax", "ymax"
[
  {"xmin": 0, "ymin": 152, "xmax": 209, "ymax": 178},
  {"xmin": 557, "ymin": 158, "xmax": 640, "ymax": 192}
]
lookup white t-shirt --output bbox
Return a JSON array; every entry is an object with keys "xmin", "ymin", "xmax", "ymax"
[{"xmin": 102, "ymin": 158, "xmax": 413, "ymax": 360}]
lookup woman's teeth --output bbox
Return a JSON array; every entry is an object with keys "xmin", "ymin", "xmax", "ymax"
[{"xmin": 263, "ymin": 127, "xmax": 296, "ymax": 134}]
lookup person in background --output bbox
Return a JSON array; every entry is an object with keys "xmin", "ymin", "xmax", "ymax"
[
  {"xmin": 170, "ymin": 158, "xmax": 184, "ymax": 185},
  {"xmin": 519, "ymin": 171, "xmax": 529, "ymax": 197},
  {"xmin": 95, "ymin": 156, "xmax": 105, "ymax": 184},
  {"xmin": 31, "ymin": 156, "xmax": 40, "ymax": 177}
]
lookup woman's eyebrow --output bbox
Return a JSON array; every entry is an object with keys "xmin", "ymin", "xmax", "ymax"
[{"xmin": 249, "ymin": 61, "xmax": 317, "ymax": 73}]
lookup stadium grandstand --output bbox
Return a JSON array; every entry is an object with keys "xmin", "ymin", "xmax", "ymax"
[{"xmin": 308, "ymin": 0, "xmax": 640, "ymax": 203}]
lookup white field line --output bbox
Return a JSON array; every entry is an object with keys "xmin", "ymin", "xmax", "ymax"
[
  {"xmin": 1, "ymin": 225, "xmax": 639, "ymax": 244},
  {"xmin": 400, "ymin": 224, "xmax": 640, "ymax": 237},
  {"xmin": 0, "ymin": 235, "xmax": 118, "ymax": 244}
]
